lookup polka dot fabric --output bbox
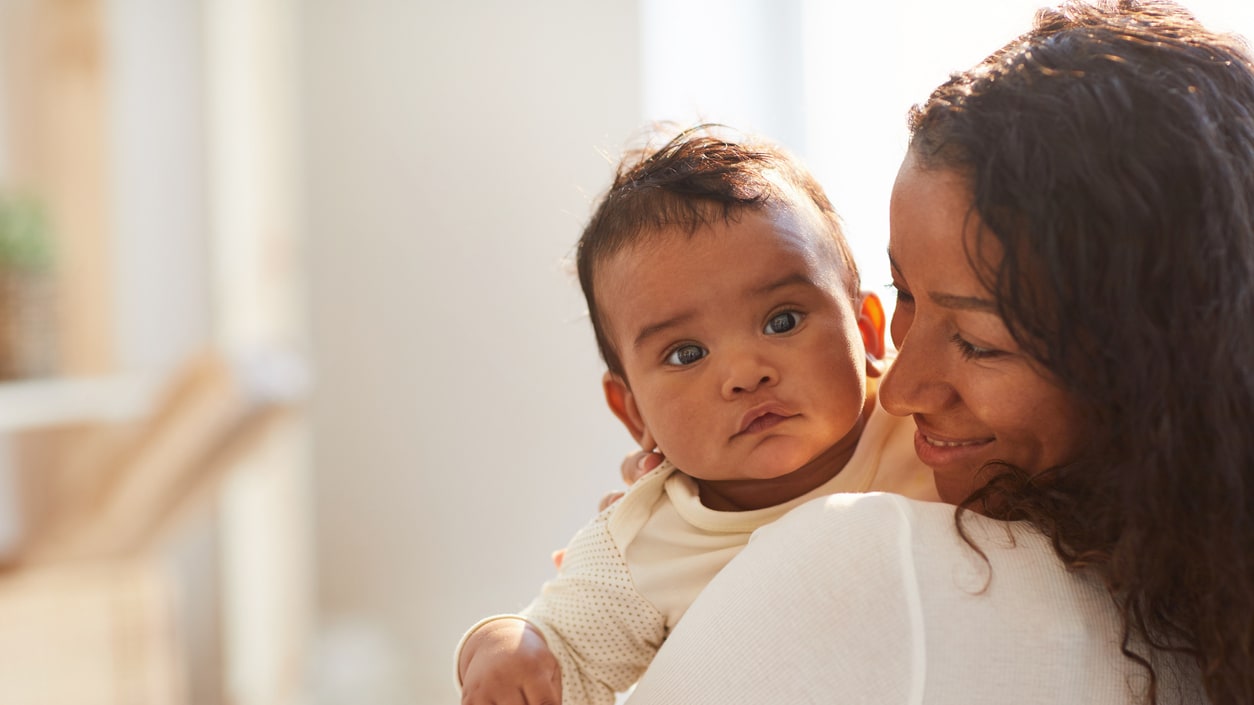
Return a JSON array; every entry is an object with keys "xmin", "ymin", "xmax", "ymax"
[{"xmin": 520, "ymin": 509, "xmax": 667, "ymax": 705}]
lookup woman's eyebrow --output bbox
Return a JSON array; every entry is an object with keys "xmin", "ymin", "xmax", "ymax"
[
  {"xmin": 930, "ymin": 292, "xmax": 998, "ymax": 313},
  {"xmin": 887, "ymin": 250, "xmax": 996, "ymax": 312}
]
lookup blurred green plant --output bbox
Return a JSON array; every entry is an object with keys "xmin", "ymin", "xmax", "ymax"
[{"xmin": 0, "ymin": 194, "xmax": 55, "ymax": 273}]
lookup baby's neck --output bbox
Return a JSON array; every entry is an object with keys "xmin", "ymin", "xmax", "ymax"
[{"xmin": 695, "ymin": 404, "xmax": 870, "ymax": 512}]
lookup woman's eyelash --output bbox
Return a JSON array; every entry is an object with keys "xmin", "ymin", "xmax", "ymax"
[
  {"xmin": 887, "ymin": 282, "xmax": 914, "ymax": 303},
  {"xmin": 950, "ymin": 333, "xmax": 999, "ymax": 360}
]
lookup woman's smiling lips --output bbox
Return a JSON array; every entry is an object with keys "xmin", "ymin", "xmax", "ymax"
[
  {"xmin": 735, "ymin": 404, "xmax": 796, "ymax": 437},
  {"xmin": 911, "ymin": 426, "xmax": 995, "ymax": 469}
]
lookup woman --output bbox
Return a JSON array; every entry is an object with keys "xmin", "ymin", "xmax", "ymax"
[{"xmin": 624, "ymin": 1, "xmax": 1253, "ymax": 703}]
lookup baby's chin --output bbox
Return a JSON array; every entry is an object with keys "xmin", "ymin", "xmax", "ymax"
[{"xmin": 688, "ymin": 452, "xmax": 829, "ymax": 484}]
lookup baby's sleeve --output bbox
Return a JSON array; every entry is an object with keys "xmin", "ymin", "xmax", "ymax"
[{"xmin": 518, "ymin": 511, "xmax": 668, "ymax": 705}]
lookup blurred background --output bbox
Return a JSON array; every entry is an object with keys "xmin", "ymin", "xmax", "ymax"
[{"xmin": 0, "ymin": 1, "xmax": 1250, "ymax": 704}]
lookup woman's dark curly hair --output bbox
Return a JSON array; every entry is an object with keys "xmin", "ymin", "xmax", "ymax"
[{"xmin": 908, "ymin": 1, "xmax": 1254, "ymax": 702}]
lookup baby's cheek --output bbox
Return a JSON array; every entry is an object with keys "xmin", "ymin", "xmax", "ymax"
[
  {"xmin": 649, "ymin": 425, "xmax": 693, "ymax": 472},
  {"xmin": 643, "ymin": 395, "xmax": 710, "ymax": 468}
]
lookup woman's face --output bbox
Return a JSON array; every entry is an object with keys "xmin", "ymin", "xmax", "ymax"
[{"xmin": 879, "ymin": 153, "xmax": 1086, "ymax": 503}]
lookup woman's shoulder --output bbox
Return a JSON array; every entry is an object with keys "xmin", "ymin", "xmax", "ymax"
[
  {"xmin": 749, "ymin": 492, "xmax": 1083, "ymax": 620},
  {"xmin": 716, "ymin": 493, "xmax": 1178, "ymax": 703},
  {"xmin": 761, "ymin": 492, "xmax": 1068, "ymax": 588},
  {"xmin": 738, "ymin": 492, "xmax": 973, "ymax": 592},
  {"xmin": 758, "ymin": 491, "xmax": 958, "ymax": 545},
  {"xmin": 778, "ymin": 489, "xmax": 954, "ymax": 519},
  {"xmin": 766, "ymin": 491, "xmax": 1040, "ymax": 548}
]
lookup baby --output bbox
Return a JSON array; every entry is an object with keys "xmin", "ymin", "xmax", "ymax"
[{"xmin": 457, "ymin": 126, "xmax": 935, "ymax": 705}]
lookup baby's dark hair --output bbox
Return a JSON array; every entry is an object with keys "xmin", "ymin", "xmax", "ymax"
[{"xmin": 575, "ymin": 125, "xmax": 858, "ymax": 378}]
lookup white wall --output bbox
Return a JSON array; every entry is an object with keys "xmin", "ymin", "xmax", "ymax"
[
  {"xmin": 106, "ymin": 0, "xmax": 212, "ymax": 375},
  {"xmin": 640, "ymin": 0, "xmax": 805, "ymax": 150},
  {"xmin": 300, "ymin": 3, "xmax": 642, "ymax": 702},
  {"xmin": 103, "ymin": 3, "xmax": 221, "ymax": 703}
]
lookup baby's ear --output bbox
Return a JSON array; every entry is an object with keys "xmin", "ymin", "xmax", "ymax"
[
  {"xmin": 857, "ymin": 292, "xmax": 887, "ymax": 378},
  {"xmin": 603, "ymin": 372, "xmax": 653, "ymax": 450}
]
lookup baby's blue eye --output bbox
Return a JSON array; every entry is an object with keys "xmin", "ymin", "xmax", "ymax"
[
  {"xmin": 764, "ymin": 311, "xmax": 802, "ymax": 335},
  {"xmin": 665, "ymin": 344, "xmax": 707, "ymax": 366}
]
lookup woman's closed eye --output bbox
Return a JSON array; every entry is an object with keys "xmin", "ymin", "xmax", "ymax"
[
  {"xmin": 889, "ymin": 282, "xmax": 914, "ymax": 306},
  {"xmin": 664, "ymin": 343, "xmax": 707, "ymax": 366},
  {"xmin": 950, "ymin": 332, "xmax": 1003, "ymax": 360},
  {"xmin": 764, "ymin": 310, "xmax": 803, "ymax": 335}
]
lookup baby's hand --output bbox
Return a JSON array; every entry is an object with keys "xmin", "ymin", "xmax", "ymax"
[
  {"xmin": 459, "ymin": 618, "xmax": 560, "ymax": 705},
  {"xmin": 621, "ymin": 448, "xmax": 664, "ymax": 486},
  {"xmin": 597, "ymin": 449, "xmax": 664, "ymax": 511}
]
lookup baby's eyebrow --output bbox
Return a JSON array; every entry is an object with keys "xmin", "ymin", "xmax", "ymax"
[
  {"xmin": 751, "ymin": 272, "xmax": 815, "ymax": 296},
  {"xmin": 633, "ymin": 311, "xmax": 697, "ymax": 351},
  {"xmin": 630, "ymin": 272, "xmax": 817, "ymax": 351}
]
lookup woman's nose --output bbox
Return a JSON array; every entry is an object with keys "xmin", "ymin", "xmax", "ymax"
[{"xmin": 879, "ymin": 328, "xmax": 956, "ymax": 417}]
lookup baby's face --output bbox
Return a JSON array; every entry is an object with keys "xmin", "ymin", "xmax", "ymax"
[{"xmin": 597, "ymin": 207, "xmax": 869, "ymax": 483}]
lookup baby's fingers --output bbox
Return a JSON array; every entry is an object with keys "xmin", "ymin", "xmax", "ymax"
[
  {"xmin": 462, "ymin": 679, "xmax": 554, "ymax": 705},
  {"xmin": 519, "ymin": 669, "xmax": 562, "ymax": 705},
  {"xmin": 620, "ymin": 450, "xmax": 663, "ymax": 486},
  {"xmin": 599, "ymin": 490, "xmax": 626, "ymax": 512}
]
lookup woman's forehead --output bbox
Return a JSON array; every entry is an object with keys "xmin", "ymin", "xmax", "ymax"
[{"xmin": 890, "ymin": 156, "xmax": 1004, "ymax": 288}]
